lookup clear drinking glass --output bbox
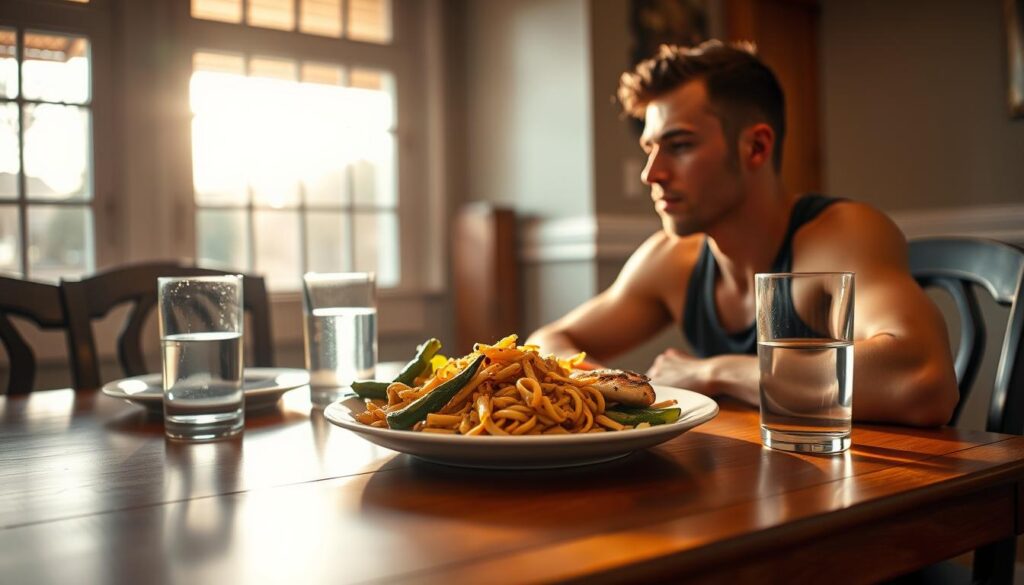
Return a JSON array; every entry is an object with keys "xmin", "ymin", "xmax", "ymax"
[
  {"xmin": 302, "ymin": 272, "xmax": 377, "ymax": 405},
  {"xmin": 755, "ymin": 272, "xmax": 855, "ymax": 454},
  {"xmin": 158, "ymin": 275, "xmax": 244, "ymax": 441}
]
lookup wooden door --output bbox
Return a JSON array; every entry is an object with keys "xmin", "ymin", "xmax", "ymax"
[{"xmin": 726, "ymin": 0, "xmax": 821, "ymax": 195}]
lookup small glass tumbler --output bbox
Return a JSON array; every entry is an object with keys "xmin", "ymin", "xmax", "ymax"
[
  {"xmin": 302, "ymin": 272, "xmax": 377, "ymax": 405},
  {"xmin": 755, "ymin": 272, "xmax": 855, "ymax": 454},
  {"xmin": 158, "ymin": 275, "xmax": 245, "ymax": 441}
]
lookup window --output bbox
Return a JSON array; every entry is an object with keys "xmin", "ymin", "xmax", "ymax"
[
  {"xmin": 191, "ymin": 0, "xmax": 392, "ymax": 42},
  {"xmin": 0, "ymin": 28, "xmax": 95, "ymax": 282},
  {"xmin": 187, "ymin": 0, "xmax": 401, "ymax": 292}
]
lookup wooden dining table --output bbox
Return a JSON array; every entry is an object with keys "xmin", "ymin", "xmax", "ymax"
[{"xmin": 2, "ymin": 385, "xmax": 1023, "ymax": 584}]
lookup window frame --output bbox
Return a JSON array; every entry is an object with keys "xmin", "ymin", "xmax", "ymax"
[
  {"xmin": 169, "ymin": 0, "xmax": 434, "ymax": 299},
  {"xmin": 0, "ymin": 0, "xmax": 118, "ymax": 279}
]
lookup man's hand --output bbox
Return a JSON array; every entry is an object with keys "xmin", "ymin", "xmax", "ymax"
[
  {"xmin": 647, "ymin": 348, "xmax": 716, "ymax": 394},
  {"xmin": 648, "ymin": 349, "xmax": 761, "ymax": 406}
]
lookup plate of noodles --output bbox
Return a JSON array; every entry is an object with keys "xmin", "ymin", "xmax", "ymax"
[{"xmin": 323, "ymin": 336, "xmax": 719, "ymax": 469}]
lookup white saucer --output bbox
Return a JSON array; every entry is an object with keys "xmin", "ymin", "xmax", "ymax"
[{"xmin": 101, "ymin": 368, "xmax": 310, "ymax": 414}]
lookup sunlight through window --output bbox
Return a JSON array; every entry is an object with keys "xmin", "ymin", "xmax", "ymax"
[{"xmin": 190, "ymin": 53, "xmax": 399, "ymax": 291}]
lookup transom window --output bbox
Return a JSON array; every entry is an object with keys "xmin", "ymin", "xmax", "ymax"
[
  {"xmin": 191, "ymin": 0, "xmax": 392, "ymax": 43},
  {"xmin": 0, "ymin": 28, "xmax": 94, "ymax": 282}
]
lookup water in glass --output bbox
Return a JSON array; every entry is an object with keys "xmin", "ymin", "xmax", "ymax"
[
  {"xmin": 303, "ymin": 306, "xmax": 377, "ymax": 389},
  {"xmin": 162, "ymin": 331, "xmax": 244, "ymax": 440},
  {"xmin": 758, "ymin": 338, "xmax": 853, "ymax": 452}
]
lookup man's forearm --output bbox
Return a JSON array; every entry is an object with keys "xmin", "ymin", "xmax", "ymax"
[
  {"xmin": 849, "ymin": 334, "xmax": 958, "ymax": 426},
  {"xmin": 525, "ymin": 328, "xmax": 592, "ymax": 362}
]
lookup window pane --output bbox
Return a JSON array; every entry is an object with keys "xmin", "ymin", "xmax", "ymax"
[
  {"xmin": 27, "ymin": 205, "xmax": 93, "ymax": 282},
  {"xmin": 192, "ymin": 0, "xmax": 242, "ymax": 23},
  {"xmin": 24, "ymin": 104, "xmax": 91, "ymax": 201},
  {"xmin": 0, "ymin": 28, "xmax": 16, "ymax": 99},
  {"xmin": 301, "ymin": 62, "xmax": 344, "ymax": 86},
  {"xmin": 350, "ymin": 68, "xmax": 395, "ymax": 129},
  {"xmin": 193, "ymin": 51, "xmax": 245, "ymax": 76},
  {"xmin": 347, "ymin": 0, "xmax": 392, "ymax": 44},
  {"xmin": 249, "ymin": 57, "xmax": 297, "ymax": 81},
  {"xmin": 353, "ymin": 211, "xmax": 398, "ymax": 288},
  {"xmin": 254, "ymin": 209, "xmax": 300, "ymax": 291},
  {"xmin": 0, "ymin": 103, "xmax": 18, "ymax": 199},
  {"xmin": 249, "ymin": 0, "xmax": 296, "ymax": 31},
  {"xmin": 191, "ymin": 52, "xmax": 248, "ymax": 205},
  {"xmin": 300, "ymin": 0, "xmax": 342, "ymax": 38},
  {"xmin": 306, "ymin": 211, "xmax": 350, "ymax": 272},
  {"xmin": 0, "ymin": 205, "xmax": 19, "ymax": 276},
  {"xmin": 191, "ymin": 113, "xmax": 248, "ymax": 206},
  {"xmin": 197, "ymin": 208, "xmax": 249, "ymax": 270},
  {"xmin": 351, "ymin": 131, "xmax": 395, "ymax": 208},
  {"xmin": 22, "ymin": 32, "xmax": 90, "ymax": 104}
]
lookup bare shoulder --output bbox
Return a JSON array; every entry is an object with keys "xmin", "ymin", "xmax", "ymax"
[
  {"xmin": 793, "ymin": 199, "xmax": 908, "ymax": 271},
  {"xmin": 619, "ymin": 230, "xmax": 703, "ymax": 289}
]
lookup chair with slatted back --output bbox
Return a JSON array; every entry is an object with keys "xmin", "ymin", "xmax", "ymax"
[
  {"xmin": 908, "ymin": 236, "xmax": 1024, "ymax": 585},
  {"xmin": 60, "ymin": 262, "xmax": 275, "ymax": 390},
  {"xmin": 0, "ymin": 277, "xmax": 68, "ymax": 395}
]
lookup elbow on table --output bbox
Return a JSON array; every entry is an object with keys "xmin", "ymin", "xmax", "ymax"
[{"xmin": 892, "ymin": 364, "xmax": 959, "ymax": 427}]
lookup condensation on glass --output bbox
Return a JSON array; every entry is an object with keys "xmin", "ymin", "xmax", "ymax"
[
  {"xmin": 192, "ymin": 0, "xmax": 391, "ymax": 44},
  {"xmin": 0, "ymin": 27, "xmax": 94, "ymax": 280},
  {"xmin": 190, "ymin": 50, "xmax": 398, "ymax": 291}
]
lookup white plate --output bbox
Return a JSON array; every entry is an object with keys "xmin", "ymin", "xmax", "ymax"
[
  {"xmin": 101, "ymin": 368, "xmax": 310, "ymax": 414},
  {"xmin": 323, "ymin": 385, "xmax": 718, "ymax": 469}
]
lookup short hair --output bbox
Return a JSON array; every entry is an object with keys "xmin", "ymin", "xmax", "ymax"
[{"xmin": 618, "ymin": 40, "xmax": 786, "ymax": 171}]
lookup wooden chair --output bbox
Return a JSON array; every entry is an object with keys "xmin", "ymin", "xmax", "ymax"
[
  {"xmin": 908, "ymin": 236, "xmax": 1024, "ymax": 585},
  {"xmin": 0, "ymin": 277, "xmax": 68, "ymax": 395},
  {"xmin": 61, "ymin": 263, "xmax": 275, "ymax": 390}
]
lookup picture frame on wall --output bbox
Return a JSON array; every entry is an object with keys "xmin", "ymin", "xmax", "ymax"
[{"xmin": 1009, "ymin": 0, "xmax": 1024, "ymax": 118}]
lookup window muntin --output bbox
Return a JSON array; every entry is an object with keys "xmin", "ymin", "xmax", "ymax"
[
  {"xmin": 190, "ymin": 50, "xmax": 399, "ymax": 291},
  {"xmin": 0, "ymin": 28, "xmax": 94, "ymax": 281}
]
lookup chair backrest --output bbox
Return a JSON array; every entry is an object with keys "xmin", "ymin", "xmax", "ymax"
[
  {"xmin": 0, "ymin": 277, "xmax": 68, "ymax": 395},
  {"xmin": 61, "ymin": 263, "xmax": 275, "ymax": 390},
  {"xmin": 908, "ymin": 237, "xmax": 1024, "ymax": 434}
]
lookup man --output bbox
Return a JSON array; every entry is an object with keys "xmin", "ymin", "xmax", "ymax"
[{"xmin": 526, "ymin": 41, "xmax": 958, "ymax": 426}]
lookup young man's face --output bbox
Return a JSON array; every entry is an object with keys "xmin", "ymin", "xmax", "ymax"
[{"xmin": 639, "ymin": 79, "xmax": 745, "ymax": 237}]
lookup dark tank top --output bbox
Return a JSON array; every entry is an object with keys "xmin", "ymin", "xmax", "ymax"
[{"xmin": 682, "ymin": 194, "xmax": 843, "ymax": 357}]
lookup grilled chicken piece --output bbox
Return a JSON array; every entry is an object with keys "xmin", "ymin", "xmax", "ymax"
[{"xmin": 569, "ymin": 369, "xmax": 655, "ymax": 407}]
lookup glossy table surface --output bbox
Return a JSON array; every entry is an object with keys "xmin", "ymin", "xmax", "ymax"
[{"xmin": 2, "ymin": 386, "xmax": 1023, "ymax": 584}]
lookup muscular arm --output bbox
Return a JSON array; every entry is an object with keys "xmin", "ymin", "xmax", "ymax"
[
  {"xmin": 656, "ymin": 203, "xmax": 957, "ymax": 427},
  {"xmin": 526, "ymin": 232, "xmax": 689, "ymax": 365},
  {"xmin": 797, "ymin": 204, "xmax": 958, "ymax": 426}
]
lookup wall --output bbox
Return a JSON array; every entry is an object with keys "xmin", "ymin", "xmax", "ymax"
[
  {"xmin": 821, "ymin": 0, "xmax": 1024, "ymax": 210},
  {"xmin": 462, "ymin": 0, "xmax": 595, "ymax": 217}
]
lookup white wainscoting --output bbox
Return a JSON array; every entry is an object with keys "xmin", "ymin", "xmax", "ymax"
[{"xmin": 520, "ymin": 204, "xmax": 1024, "ymax": 264}]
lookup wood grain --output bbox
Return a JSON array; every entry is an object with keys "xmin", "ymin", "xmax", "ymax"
[{"xmin": 2, "ymin": 390, "xmax": 1023, "ymax": 584}]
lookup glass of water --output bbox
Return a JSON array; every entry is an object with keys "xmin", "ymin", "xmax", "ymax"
[
  {"xmin": 302, "ymin": 272, "xmax": 377, "ymax": 405},
  {"xmin": 158, "ymin": 275, "xmax": 245, "ymax": 441},
  {"xmin": 755, "ymin": 272, "xmax": 855, "ymax": 454}
]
